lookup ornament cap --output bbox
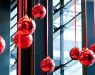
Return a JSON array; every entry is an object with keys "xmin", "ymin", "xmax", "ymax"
[
  {"xmin": 24, "ymin": 15, "xmax": 28, "ymax": 18},
  {"xmin": 82, "ymin": 47, "xmax": 89, "ymax": 50},
  {"xmin": 37, "ymin": 3, "xmax": 40, "ymax": 5}
]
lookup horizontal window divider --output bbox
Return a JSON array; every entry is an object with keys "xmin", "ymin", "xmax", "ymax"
[{"xmin": 54, "ymin": 59, "xmax": 73, "ymax": 71}]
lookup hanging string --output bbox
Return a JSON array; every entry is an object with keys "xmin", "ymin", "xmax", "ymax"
[
  {"xmin": 38, "ymin": 0, "xmax": 40, "ymax": 3},
  {"xmin": 94, "ymin": 0, "xmax": 95, "ymax": 41},
  {"xmin": 17, "ymin": 0, "xmax": 21, "ymax": 21},
  {"xmin": 24, "ymin": 0, "xmax": 27, "ymax": 15},
  {"xmin": 31, "ymin": 1, "xmax": 35, "ymax": 75},
  {"xmin": 46, "ymin": 0, "xmax": 48, "ymax": 56},
  {"xmin": 23, "ymin": 0, "xmax": 25, "ymax": 16},
  {"xmin": 18, "ymin": 34, "xmax": 21, "ymax": 75},
  {"xmin": 85, "ymin": 0, "xmax": 88, "ymax": 47},
  {"xmin": 17, "ymin": 0, "xmax": 22, "ymax": 75},
  {"xmin": 74, "ymin": 0, "xmax": 76, "ymax": 47}
]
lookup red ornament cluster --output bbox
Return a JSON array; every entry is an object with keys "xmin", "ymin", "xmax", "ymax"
[
  {"xmin": 32, "ymin": 3, "xmax": 46, "ymax": 19},
  {"xmin": 70, "ymin": 47, "xmax": 95, "ymax": 66},
  {"xmin": 14, "ymin": 16, "xmax": 36, "ymax": 48},
  {"xmin": 32, "ymin": 2, "xmax": 55, "ymax": 73},
  {"xmin": 0, "ymin": 36, "xmax": 6, "ymax": 54},
  {"xmin": 40, "ymin": 56, "xmax": 55, "ymax": 73},
  {"xmin": 14, "ymin": 2, "xmax": 47, "ymax": 48}
]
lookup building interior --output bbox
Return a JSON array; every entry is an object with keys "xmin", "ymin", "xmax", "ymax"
[{"xmin": 0, "ymin": 0, "xmax": 95, "ymax": 75}]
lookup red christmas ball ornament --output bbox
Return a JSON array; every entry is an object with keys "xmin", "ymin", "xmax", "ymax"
[
  {"xmin": 69, "ymin": 47, "xmax": 80, "ymax": 60},
  {"xmin": 0, "ymin": 36, "xmax": 6, "ymax": 54},
  {"xmin": 17, "ymin": 15, "xmax": 36, "ymax": 35},
  {"xmin": 13, "ymin": 31, "xmax": 33, "ymax": 48},
  {"xmin": 79, "ymin": 47, "xmax": 95, "ymax": 66},
  {"xmin": 90, "ymin": 43, "xmax": 95, "ymax": 54},
  {"xmin": 32, "ymin": 3, "xmax": 46, "ymax": 19},
  {"xmin": 40, "ymin": 56, "xmax": 55, "ymax": 73}
]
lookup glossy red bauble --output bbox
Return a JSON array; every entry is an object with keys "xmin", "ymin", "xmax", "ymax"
[
  {"xmin": 79, "ymin": 47, "xmax": 95, "ymax": 66},
  {"xmin": 13, "ymin": 31, "xmax": 33, "ymax": 48},
  {"xmin": 0, "ymin": 36, "xmax": 5, "ymax": 54},
  {"xmin": 32, "ymin": 3, "xmax": 46, "ymax": 19},
  {"xmin": 40, "ymin": 56, "xmax": 55, "ymax": 73},
  {"xmin": 17, "ymin": 15, "xmax": 36, "ymax": 35},
  {"xmin": 69, "ymin": 47, "xmax": 80, "ymax": 60},
  {"xmin": 90, "ymin": 43, "xmax": 95, "ymax": 54}
]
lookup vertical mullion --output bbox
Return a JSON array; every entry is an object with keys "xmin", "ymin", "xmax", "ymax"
[
  {"xmin": 81, "ymin": 0, "xmax": 87, "ymax": 75},
  {"xmin": 60, "ymin": 0, "xmax": 64, "ymax": 75}
]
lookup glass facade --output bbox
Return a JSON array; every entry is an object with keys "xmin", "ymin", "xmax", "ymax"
[
  {"xmin": 10, "ymin": 0, "xmax": 95, "ymax": 75},
  {"xmin": 10, "ymin": 0, "xmax": 17, "ymax": 75},
  {"xmin": 53, "ymin": 0, "xmax": 82, "ymax": 75}
]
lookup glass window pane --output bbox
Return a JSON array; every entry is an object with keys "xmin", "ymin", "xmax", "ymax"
[
  {"xmin": 53, "ymin": 0, "xmax": 82, "ymax": 75},
  {"xmin": 53, "ymin": 34, "xmax": 60, "ymax": 66},
  {"xmin": 53, "ymin": 0, "xmax": 60, "ymax": 6}
]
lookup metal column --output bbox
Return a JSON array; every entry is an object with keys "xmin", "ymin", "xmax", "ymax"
[
  {"xmin": 81, "ymin": 0, "xmax": 95, "ymax": 75},
  {"xmin": 60, "ymin": 0, "xmax": 64, "ymax": 75},
  {"xmin": 0, "ymin": 0, "xmax": 10, "ymax": 75}
]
